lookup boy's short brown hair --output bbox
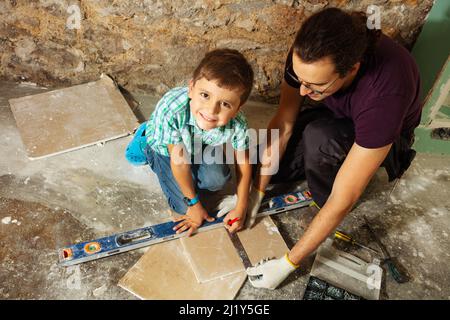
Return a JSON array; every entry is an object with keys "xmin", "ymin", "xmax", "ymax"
[{"xmin": 192, "ymin": 48, "xmax": 254, "ymax": 105}]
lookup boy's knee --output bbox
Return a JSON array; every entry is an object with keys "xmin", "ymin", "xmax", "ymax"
[
  {"xmin": 197, "ymin": 165, "xmax": 231, "ymax": 191},
  {"xmin": 168, "ymin": 197, "xmax": 187, "ymax": 215}
]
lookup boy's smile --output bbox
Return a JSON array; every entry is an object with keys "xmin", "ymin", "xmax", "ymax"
[{"xmin": 188, "ymin": 78, "xmax": 243, "ymax": 131}]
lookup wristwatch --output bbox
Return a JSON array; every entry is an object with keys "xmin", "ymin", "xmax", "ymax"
[{"xmin": 183, "ymin": 194, "xmax": 199, "ymax": 207}]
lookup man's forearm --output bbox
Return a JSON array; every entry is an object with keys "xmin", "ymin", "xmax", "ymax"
[
  {"xmin": 254, "ymin": 124, "xmax": 293, "ymax": 192},
  {"xmin": 287, "ymin": 195, "xmax": 354, "ymax": 265},
  {"xmin": 254, "ymin": 80, "xmax": 304, "ymax": 192},
  {"xmin": 288, "ymin": 142, "xmax": 391, "ymax": 265},
  {"xmin": 235, "ymin": 154, "xmax": 252, "ymax": 211}
]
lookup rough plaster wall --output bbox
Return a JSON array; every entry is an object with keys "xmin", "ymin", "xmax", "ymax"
[{"xmin": 0, "ymin": 0, "xmax": 434, "ymax": 102}]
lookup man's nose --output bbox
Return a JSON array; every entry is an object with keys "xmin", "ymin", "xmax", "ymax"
[{"xmin": 299, "ymin": 83, "xmax": 312, "ymax": 96}]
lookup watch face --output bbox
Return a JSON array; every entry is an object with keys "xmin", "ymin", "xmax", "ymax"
[
  {"xmin": 183, "ymin": 196, "xmax": 198, "ymax": 206},
  {"xmin": 183, "ymin": 197, "xmax": 191, "ymax": 206}
]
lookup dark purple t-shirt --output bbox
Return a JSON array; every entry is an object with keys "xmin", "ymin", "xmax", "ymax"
[{"xmin": 284, "ymin": 34, "xmax": 422, "ymax": 148}]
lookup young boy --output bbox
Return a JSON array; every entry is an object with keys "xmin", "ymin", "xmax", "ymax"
[{"xmin": 126, "ymin": 49, "xmax": 254, "ymax": 236}]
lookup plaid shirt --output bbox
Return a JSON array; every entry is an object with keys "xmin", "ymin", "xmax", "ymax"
[{"xmin": 145, "ymin": 87, "xmax": 249, "ymax": 157}]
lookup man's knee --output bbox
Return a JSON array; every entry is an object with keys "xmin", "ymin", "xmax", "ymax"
[
  {"xmin": 302, "ymin": 118, "xmax": 352, "ymax": 168},
  {"xmin": 303, "ymin": 118, "xmax": 333, "ymax": 159}
]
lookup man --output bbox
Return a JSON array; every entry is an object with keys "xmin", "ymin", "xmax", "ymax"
[{"xmin": 245, "ymin": 7, "xmax": 421, "ymax": 289}]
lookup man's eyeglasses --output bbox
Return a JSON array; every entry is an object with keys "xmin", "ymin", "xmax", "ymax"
[{"xmin": 285, "ymin": 63, "xmax": 339, "ymax": 96}]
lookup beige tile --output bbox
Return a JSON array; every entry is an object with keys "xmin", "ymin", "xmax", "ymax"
[
  {"xmin": 9, "ymin": 74, "xmax": 138, "ymax": 159},
  {"xmin": 237, "ymin": 216, "xmax": 289, "ymax": 265},
  {"xmin": 118, "ymin": 239, "xmax": 246, "ymax": 300},
  {"xmin": 180, "ymin": 228, "xmax": 245, "ymax": 283}
]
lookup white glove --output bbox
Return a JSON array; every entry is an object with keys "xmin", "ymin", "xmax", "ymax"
[
  {"xmin": 216, "ymin": 194, "xmax": 238, "ymax": 217},
  {"xmin": 246, "ymin": 253, "xmax": 299, "ymax": 290},
  {"xmin": 244, "ymin": 186, "xmax": 265, "ymax": 228}
]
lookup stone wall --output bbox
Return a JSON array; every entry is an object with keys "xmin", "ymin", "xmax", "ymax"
[{"xmin": 0, "ymin": 0, "xmax": 434, "ymax": 102}]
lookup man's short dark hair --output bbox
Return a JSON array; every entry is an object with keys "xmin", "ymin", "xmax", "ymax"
[
  {"xmin": 293, "ymin": 8, "xmax": 381, "ymax": 77},
  {"xmin": 192, "ymin": 48, "xmax": 254, "ymax": 104}
]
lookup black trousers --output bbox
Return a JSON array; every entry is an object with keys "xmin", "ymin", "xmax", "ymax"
[{"xmin": 269, "ymin": 107, "xmax": 416, "ymax": 207}]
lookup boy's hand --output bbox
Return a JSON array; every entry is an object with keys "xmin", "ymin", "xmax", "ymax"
[
  {"xmin": 223, "ymin": 209, "xmax": 246, "ymax": 234},
  {"xmin": 173, "ymin": 203, "xmax": 214, "ymax": 236}
]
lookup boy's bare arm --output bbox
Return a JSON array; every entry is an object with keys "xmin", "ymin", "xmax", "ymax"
[
  {"xmin": 167, "ymin": 144, "xmax": 214, "ymax": 236},
  {"xmin": 167, "ymin": 144, "xmax": 196, "ymax": 198},
  {"xmin": 224, "ymin": 149, "xmax": 251, "ymax": 233}
]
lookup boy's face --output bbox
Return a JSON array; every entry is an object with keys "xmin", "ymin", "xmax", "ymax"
[{"xmin": 188, "ymin": 78, "xmax": 243, "ymax": 131}]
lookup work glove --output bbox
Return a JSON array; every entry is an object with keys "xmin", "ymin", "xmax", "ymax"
[
  {"xmin": 216, "ymin": 194, "xmax": 238, "ymax": 217},
  {"xmin": 244, "ymin": 186, "xmax": 265, "ymax": 229},
  {"xmin": 246, "ymin": 253, "xmax": 299, "ymax": 290}
]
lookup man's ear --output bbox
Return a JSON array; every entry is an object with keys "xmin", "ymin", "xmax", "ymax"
[{"xmin": 350, "ymin": 62, "xmax": 361, "ymax": 76}]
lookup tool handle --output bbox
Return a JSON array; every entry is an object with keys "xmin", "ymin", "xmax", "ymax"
[
  {"xmin": 385, "ymin": 258, "xmax": 410, "ymax": 283},
  {"xmin": 335, "ymin": 231, "xmax": 352, "ymax": 243}
]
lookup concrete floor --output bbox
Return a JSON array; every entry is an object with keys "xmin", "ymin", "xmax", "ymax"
[{"xmin": 0, "ymin": 81, "xmax": 449, "ymax": 300}]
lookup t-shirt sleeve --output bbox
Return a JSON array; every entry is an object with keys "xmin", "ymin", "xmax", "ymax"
[
  {"xmin": 230, "ymin": 112, "xmax": 250, "ymax": 151},
  {"xmin": 354, "ymin": 95, "xmax": 411, "ymax": 148},
  {"xmin": 146, "ymin": 99, "xmax": 183, "ymax": 146},
  {"xmin": 283, "ymin": 48, "xmax": 301, "ymax": 89}
]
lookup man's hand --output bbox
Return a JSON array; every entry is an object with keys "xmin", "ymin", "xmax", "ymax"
[
  {"xmin": 223, "ymin": 209, "xmax": 246, "ymax": 233},
  {"xmin": 245, "ymin": 186, "xmax": 265, "ymax": 229},
  {"xmin": 246, "ymin": 253, "xmax": 299, "ymax": 290},
  {"xmin": 173, "ymin": 203, "xmax": 214, "ymax": 236}
]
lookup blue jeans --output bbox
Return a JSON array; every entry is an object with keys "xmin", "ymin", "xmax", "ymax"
[{"xmin": 144, "ymin": 145, "xmax": 231, "ymax": 214}]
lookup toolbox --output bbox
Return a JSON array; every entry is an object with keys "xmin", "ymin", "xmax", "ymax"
[{"xmin": 303, "ymin": 238, "xmax": 383, "ymax": 300}]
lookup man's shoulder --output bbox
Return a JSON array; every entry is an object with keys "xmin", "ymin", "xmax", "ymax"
[
  {"xmin": 377, "ymin": 34, "xmax": 413, "ymax": 59},
  {"xmin": 353, "ymin": 35, "xmax": 419, "ymax": 101},
  {"xmin": 369, "ymin": 35, "xmax": 418, "ymax": 81}
]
